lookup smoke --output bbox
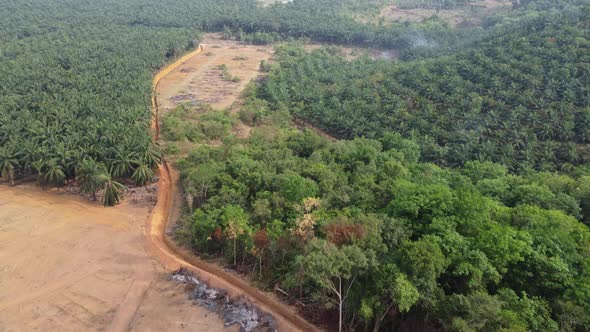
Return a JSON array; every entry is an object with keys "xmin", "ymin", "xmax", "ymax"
[{"xmin": 404, "ymin": 30, "xmax": 439, "ymax": 49}]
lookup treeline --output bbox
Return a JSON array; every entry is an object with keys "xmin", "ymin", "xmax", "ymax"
[
  {"xmin": 173, "ymin": 112, "xmax": 590, "ymax": 330},
  {"xmin": 396, "ymin": 0, "xmax": 484, "ymax": 10},
  {"xmin": 259, "ymin": 11, "xmax": 590, "ymax": 172},
  {"xmin": 1, "ymin": 0, "xmax": 489, "ymax": 49}
]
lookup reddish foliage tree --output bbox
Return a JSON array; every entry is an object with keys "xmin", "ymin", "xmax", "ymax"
[
  {"xmin": 212, "ymin": 226, "xmax": 224, "ymax": 243},
  {"xmin": 324, "ymin": 218, "xmax": 365, "ymax": 246},
  {"xmin": 254, "ymin": 229, "xmax": 270, "ymax": 250}
]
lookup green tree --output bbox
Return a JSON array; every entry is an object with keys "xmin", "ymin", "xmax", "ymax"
[
  {"xmin": 400, "ymin": 237, "xmax": 448, "ymax": 297},
  {"xmin": 364, "ymin": 263, "xmax": 420, "ymax": 332},
  {"xmin": 77, "ymin": 159, "xmax": 108, "ymax": 201},
  {"xmin": 102, "ymin": 175, "xmax": 125, "ymax": 207},
  {"xmin": 222, "ymin": 205, "xmax": 252, "ymax": 266},
  {"xmin": 294, "ymin": 239, "xmax": 369, "ymax": 332},
  {"xmin": 280, "ymin": 172, "xmax": 319, "ymax": 204}
]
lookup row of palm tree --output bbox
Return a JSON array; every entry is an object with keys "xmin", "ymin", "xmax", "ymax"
[
  {"xmin": 0, "ymin": 143, "xmax": 161, "ymax": 206},
  {"xmin": 260, "ymin": 12, "xmax": 589, "ymax": 172}
]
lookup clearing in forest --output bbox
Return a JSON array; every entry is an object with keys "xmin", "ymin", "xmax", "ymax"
[
  {"xmin": 156, "ymin": 33, "xmax": 273, "ymax": 113},
  {"xmin": 0, "ymin": 186, "xmax": 230, "ymax": 332},
  {"xmin": 378, "ymin": 0, "xmax": 512, "ymax": 27}
]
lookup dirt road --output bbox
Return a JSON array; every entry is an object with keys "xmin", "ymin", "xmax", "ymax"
[
  {"xmin": 150, "ymin": 34, "xmax": 319, "ymax": 331},
  {"xmin": 0, "ymin": 187, "xmax": 229, "ymax": 332}
]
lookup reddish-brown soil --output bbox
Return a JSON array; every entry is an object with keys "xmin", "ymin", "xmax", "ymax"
[{"xmin": 0, "ymin": 186, "xmax": 228, "ymax": 332}]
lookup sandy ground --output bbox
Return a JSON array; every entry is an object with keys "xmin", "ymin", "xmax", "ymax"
[
  {"xmin": 156, "ymin": 33, "xmax": 273, "ymax": 114},
  {"xmin": 0, "ymin": 186, "xmax": 228, "ymax": 332}
]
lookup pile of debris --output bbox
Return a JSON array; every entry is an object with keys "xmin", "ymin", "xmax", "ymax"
[
  {"xmin": 169, "ymin": 268, "xmax": 278, "ymax": 332},
  {"xmin": 170, "ymin": 94, "xmax": 200, "ymax": 106},
  {"xmin": 127, "ymin": 182, "xmax": 158, "ymax": 208}
]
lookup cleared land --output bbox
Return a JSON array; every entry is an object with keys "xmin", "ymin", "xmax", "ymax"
[
  {"xmin": 156, "ymin": 33, "xmax": 273, "ymax": 113},
  {"xmin": 379, "ymin": 0, "xmax": 512, "ymax": 27},
  {"xmin": 0, "ymin": 186, "xmax": 228, "ymax": 331}
]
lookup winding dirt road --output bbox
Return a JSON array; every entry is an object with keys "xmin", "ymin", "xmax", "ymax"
[{"xmin": 148, "ymin": 38, "xmax": 319, "ymax": 331}]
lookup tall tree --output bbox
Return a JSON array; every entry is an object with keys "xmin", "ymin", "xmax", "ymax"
[{"xmin": 294, "ymin": 239, "xmax": 369, "ymax": 332}]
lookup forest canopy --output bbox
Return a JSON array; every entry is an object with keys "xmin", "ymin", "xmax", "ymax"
[{"xmin": 172, "ymin": 109, "xmax": 590, "ymax": 330}]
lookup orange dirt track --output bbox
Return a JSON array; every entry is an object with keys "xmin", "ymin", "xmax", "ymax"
[{"xmin": 149, "ymin": 40, "xmax": 320, "ymax": 331}]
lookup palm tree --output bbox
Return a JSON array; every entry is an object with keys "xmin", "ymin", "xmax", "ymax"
[
  {"xmin": 142, "ymin": 143, "xmax": 163, "ymax": 169},
  {"xmin": 0, "ymin": 147, "xmax": 21, "ymax": 186},
  {"xmin": 102, "ymin": 174, "xmax": 125, "ymax": 207},
  {"xmin": 131, "ymin": 163, "xmax": 154, "ymax": 186},
  {"xmin": 43, "ymin": 159, "xmax": 66, "ymax": 189},
  {"xmin": 110, "ymin": 148, "xmax": 139, "ymax": 178},
  {"xmin": 31, "ymin": 159, "xmax": 45, "ymax": 187},
  {"xmin": 77, "ymin": 159, "xmax": 108, "ymax": 201}
]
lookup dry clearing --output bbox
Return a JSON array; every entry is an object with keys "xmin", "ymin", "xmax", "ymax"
[
  {"xmin": 156, "ymin": 33, "xmax": 273, "ymax": 113},
  {"xmin": 0, "ymin": 186, "xmax": 230, "ymax": 332},
  {"xmin": 379, "ymin": 0, "xmax": 512, "ymax": 27}
]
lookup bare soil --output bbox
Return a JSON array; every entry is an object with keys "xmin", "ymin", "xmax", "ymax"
[
  {"xmin": 156, "ymin": 33, "xmax": 273, "ymax": 113},
  {"xmin": 0, "ymin": 186, "xmax": 227, "ymax": 332}
]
